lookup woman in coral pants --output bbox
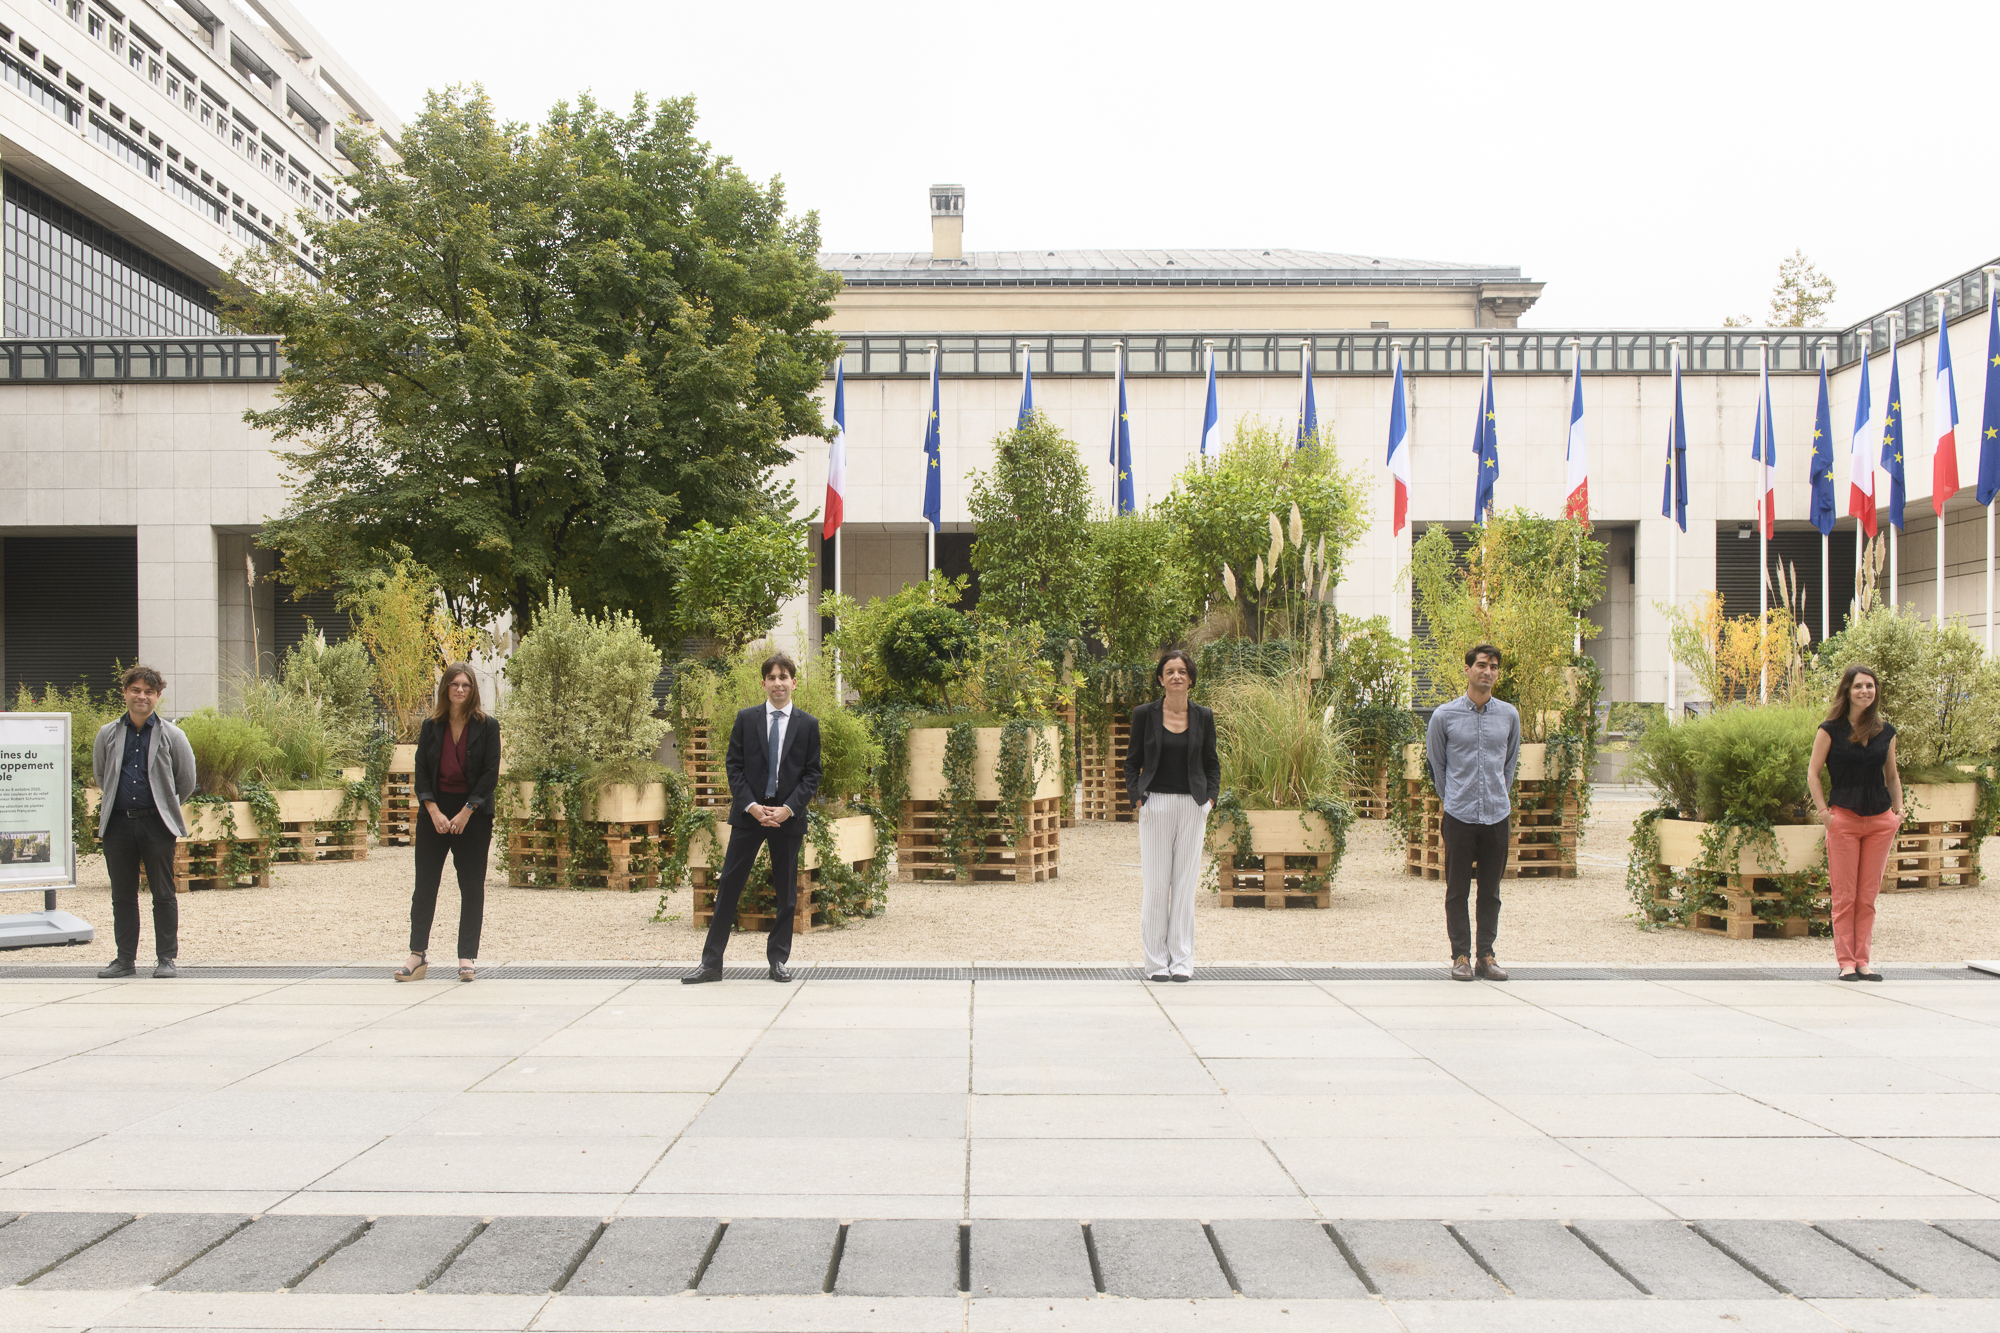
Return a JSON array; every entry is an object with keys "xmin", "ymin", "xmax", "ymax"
[{"xmin": 1806, "ymin": 665, "xmax": 1903, "ymax": 981}]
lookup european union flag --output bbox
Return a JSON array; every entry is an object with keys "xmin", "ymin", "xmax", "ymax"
[
  {"xmin": 922, "ymin": 350, "xmax": 942, "ymax": 532},
  {"xmin": 1662, "ymin": 352, "xmax": 1688, "ymax": 532},
  {"xmin": 1110, "ymin": 353, "xmax": 1136, "ymax": 514},
  {"xmin": 1297, "ymin": 353, "xmax": 1319, "ymax": 449},
  {"xmin": 1017, "ymin": 347, "xmax": 1034, "ymax": 428},
  {"xmin": 1981, "ymin": 288, "xmax": 2000, "ymax": 507},
  {"xmin": 1471, "ymin": 355, "xmax": 1499, "ymax": 522},
  {"xmin": 1809, "ymin": 360, "xmax": 1836, "ymax": 536},
  {"xmin": 1881, "ymin": 339, "xmax": 1907, "ymax": 531}
]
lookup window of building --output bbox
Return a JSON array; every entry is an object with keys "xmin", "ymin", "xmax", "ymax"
[
  {"xmin": 91, "ymin": 112, "xmax": 161, "ymax": 181},
  {"xmin": 167, "ymin": 168, "xmax": 226, "ymax": 228},
  {"xmin": 1, "ymin": 44, "xmax": 81, "ymax": 126},
  {"xmin": 86, "ymin": 9, "xmax": 103, "ymax": 40},
  {"xmin": 1, "ymin": 175, "xmax": 220, "ymax": 337}
]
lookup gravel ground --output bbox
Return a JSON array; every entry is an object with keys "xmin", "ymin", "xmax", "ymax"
[{"xmin": 34, "ymin": 800, "xmax": 2000, "ymax": 966}]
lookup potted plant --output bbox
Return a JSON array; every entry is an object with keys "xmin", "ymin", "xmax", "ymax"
[
  {"xmin": 1626, "ymin": 702, "xmax": 1828, "ymax": 938},
  {"xmin": 500, "ymin": 586, "xmax": 682, "ymax": 891},
  {"xmin": 1206, "ymin": 669, "xmax": 1355, "ymax": 908},
  {"xmin": 237, "ymin": 630, "xmax": 380, "ymax": 863},
  {"xmin": 175, "ymin": 708, "xmax": 282, "ymax": 889}
]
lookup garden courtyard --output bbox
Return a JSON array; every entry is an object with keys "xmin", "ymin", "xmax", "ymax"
[{"xmin": 52, "ymin": 797, "xmax": 2000, "ymax": 967}]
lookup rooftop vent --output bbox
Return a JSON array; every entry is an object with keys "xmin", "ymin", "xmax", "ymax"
[{"xmin": 929, "ymin": 183, "xmax": 964, "ymax": 260}]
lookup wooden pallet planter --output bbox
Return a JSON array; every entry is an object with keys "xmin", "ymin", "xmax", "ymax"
[
  {"xmin": 1886, "ymin": 783, "xmax": 1984, "ymax": 891},
  {"xmin": 503, "ymin": 782, "xmax": 670, "ymax": 890},
  {"xmin": 678, "ymin": 725, "xmax": 731, "ymax": 810},
  {"xmin": 898, "ymin": 725, "xmax": 1064, "ymax": 882},
  {"xmin": 1209, "ymin": 810, "xmax": 1338, "ymax": 908},
  {"xmin": 1401, "ymin": 744, "xmax": 1580, "ymax": 880},
  {"xmin": 378, "ymin": 744, "xmax": 418, "ymax": 846},
  {"xmin": 1651, "ymin": 818, "xmax": 1827, "ymax": 939},
  {"xmin": 1078, "ymin": 717, "xmax": 1134, "ymax": 823},
  {"xmin": 1058, "ymin": 702, "xmax": 1076, "ymax": 828},
  {"xmin": 174, "ymin": 800, "xmax": 273, "ymax": 890},
  {"xmin": 1344, "ymin": 742, "xmax": 1394, "ymax": 821},
  {"xmin": 271, "ymin": 788, "xmax": 370, "ymax": 863},
  {"xmin": 688, "ymin": 814, "xmax": 877, "ymax": 934}
]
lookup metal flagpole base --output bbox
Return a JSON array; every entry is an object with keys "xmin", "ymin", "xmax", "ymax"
[{"xmin": 0, "ymin": 910, "xmax": 95, "ymax": 950}]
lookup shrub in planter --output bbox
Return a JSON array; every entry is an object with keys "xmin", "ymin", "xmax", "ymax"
[
  {"xmin": 820, "ymin": 571, "xmax": 968, "ymax": 706},
  {"xmin": 880, "ymin": 604, "xmax": 977, "ymax": 710},
  {"xmin": 1208, "ymin": 669, "xmax": 1355, "ymax": 890},
  {"xmin": 1810, "ymin": 604, "xmax": 2000, "ymax": 771}
]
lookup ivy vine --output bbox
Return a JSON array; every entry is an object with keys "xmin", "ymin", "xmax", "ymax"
[
  {"xmin": 184, "ymin": 777, "xmax": 280, "ymax": 883},
  {"xmin": 1627, "ymin": 808, "xmax": 1830, "ymax": 935},
  {"xmin": 937, "ymin": 720, "xmax": 982, "ymax": 880}
]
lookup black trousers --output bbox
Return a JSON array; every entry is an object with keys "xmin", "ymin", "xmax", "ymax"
[
  {"xmin": 1442, "ymin": 811, "xmax": 1508, "ymax": 959},
  {"xmin": 410, "ymin": 791, "xmax": 491, "ymax": 959},
  {"xmin": 701, "ymin": 818, "xmax": 802, "ymax": 971},
  {"xmin": 103, "ymin": 807, "xmax": 178, "ymax": 962}
]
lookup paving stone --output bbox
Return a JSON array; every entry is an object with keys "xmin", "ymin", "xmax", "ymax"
[
  {"xmin": 428, "ymin": 1216, "xmax": 602, "ymax": 1295},
  {"xmin": 970, "ymin": 1220, "xmax": 1095, "ymax": 1298},
  {"xmin": 1088, "ymin": 1219, "xmax": 1230, "ymax": 1298},
  {"xmin": 161, "ymin": 1215, "xmax": 366, "ymax": 1291},
  {"xmin": 0, "ymin": 1213, "xmax": 132, "ymax": 1287},
  {"xmin": 1570, "ymin": 1220, "xmax": 1777, "ymax": 1299},
  {"xmin": 30, "ymin": 1213, "xmax": 248, "ymax": 1289},
  {"xmin": 1817, "ymin": 1221, "xmax": 2000, "ymax": 1297},
  {"xmin": 697, "ymin": 1218, "xmax": 838, "ymax": 1296},
  {"xmin": 1454, "ymin": 1221, "xmax": 1639, "ymax": 1299},
  {"xmin": 1698, "ymin": 1220, "xmax": 1911, "ymax": 1298},
  {"xmin": 835, "ymin": 1220, "xmax": 960, "ymax": 1297},
  {"xmin": 566, "ymin": 1218, "xmax": 717, "ymax": 1296},
  {"xmin": 293, "ymin": 1216, "xmax": 483, "ymax": 1294},
  {"xmin": 1210, "ymin": 1220, "xmax": 1367, "ymax": 1299},
  {"xmin": 1329, "ymin": 1220, "xmax": 1502, "ymax": 1299},
  {"xmin": 1939, "ymin": 1222, "xmax": 2000, "ymax": 1263}
]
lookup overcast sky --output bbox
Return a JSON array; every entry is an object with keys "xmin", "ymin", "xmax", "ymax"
[{"xmin": 298, "ymin": 0, "xmax": 1996, "ymax": 330}]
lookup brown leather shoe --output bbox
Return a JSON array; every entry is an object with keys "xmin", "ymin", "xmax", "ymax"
[
  {"xmin": 1449, "ymin": 955, "xmax": 1474, "ymax": 982},
  {"xmin": 1477, "ymin": 955, "xmax": 1509, "ymax": 981}
]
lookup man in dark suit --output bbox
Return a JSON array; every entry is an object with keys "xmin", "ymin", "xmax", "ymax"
[{"xmin": 683, "ymin": 652, "xmax": 822, "ymax": 984}]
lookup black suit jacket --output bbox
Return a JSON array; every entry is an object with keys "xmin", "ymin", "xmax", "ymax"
[
  {"xmin": 413, "ymin": 713, "xmax": 503, "ymax": 810},
  {"xmin": 725, "ymin": 704, "xmax": 821, "ymax": 831},
  {"xmin": 1124, "ymin": 699, "xmax": 1222, "ymax": 809}
]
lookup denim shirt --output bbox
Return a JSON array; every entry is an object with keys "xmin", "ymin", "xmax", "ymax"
[
  {"xmin": 113, "ymin": 714, "xmax": 157, "ymax": 813},
  {"xmin": 1425, "ymin": 694, "xmax": 1521, "ymax": 826}
]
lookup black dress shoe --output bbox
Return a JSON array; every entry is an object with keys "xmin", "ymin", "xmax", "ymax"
[
  {"xmin": 153, "ymin": 959, "xmax": 177, "ymax": 979},
  {"xmin": 1839, "ymin": 971, "xmax": 1861, "ymax": 981},
  {"xmin": 96, "ymin": 959, "xmax": 135, "ymax": 979},
  {"xmin": 1147, "ymin": 972, "xmax": 1172, "ymax": 983},
  {"xmin": 1171, "ymin": 974, "xmax": 1191, "ymax": 983},
  {"xmin": 679, "ymin": 966, "xmax": 722, "ymax": 985},
  {"xmin": 769, "ymin": 963, "xmax": 793, "ymax": 983}
]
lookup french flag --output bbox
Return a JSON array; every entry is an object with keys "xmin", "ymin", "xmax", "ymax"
[
  {"xmin": 1934, "ymin": 306, "xmax": 1959, "ymax": 515},
  {"xmin": 823, "ymin": 361, "xmax": 846, "ymax": 540},
  {"xmin": 1386, "ymin": 351, "xmax": 1411, "ymax": 534},
  {"xmin": 1752, "ymin": 354, "xmax": 1775, "ymax": 538},
  {"xmin": 1849, "ymin": 344, "xmax": 1877, "ymax": 538},
  {"xmin": 1564, "ymin": 355, "xmax": 1588, "ymax": 524}
]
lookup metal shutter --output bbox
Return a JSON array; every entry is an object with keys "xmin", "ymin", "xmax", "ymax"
[
  {"xmin": 3, "ymin": 535, "xmax": 138, "ymax": 699},
  {"xmin": 1712, "ymin": 526, "xmax": 1859, "ymax": 644}
]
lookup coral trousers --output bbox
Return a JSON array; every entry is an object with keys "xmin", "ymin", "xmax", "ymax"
[{"xmin": 1825, "ymin": 806, "xmax": 1899, "ymax": 971}]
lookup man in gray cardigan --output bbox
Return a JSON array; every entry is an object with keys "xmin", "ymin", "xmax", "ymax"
[{"xmin": 91, "ymin": 665, "xmax": 197, "ymax": 978}]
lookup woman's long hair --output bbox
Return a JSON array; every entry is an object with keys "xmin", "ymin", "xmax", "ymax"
[
  {"xmin": 1825, "ymin": 664, "xmax": 1883, "ymax": 745},
  {"xmin": 430, "ymin": 662, "xmax": 485, "ymax": 724}
]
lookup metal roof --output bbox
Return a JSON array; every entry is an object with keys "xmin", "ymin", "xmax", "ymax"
[{"xmin": 824, "ymin": 247, "xmax": 1525, "ymax": 286}]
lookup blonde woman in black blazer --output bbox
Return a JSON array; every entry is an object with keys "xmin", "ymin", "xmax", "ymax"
[
  {"xmin": 396, "ymin": 663, "xmax": 501, "ymax": 983},
  {"xmin": 1124, "ymin": 649, "xmax": 1221, "ymax": 982}
]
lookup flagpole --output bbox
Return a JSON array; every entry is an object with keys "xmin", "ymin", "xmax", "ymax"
[
  {"xmin": 1300, "ymin": 338, "xmax": 1311, "ymax": 446},
  {"xmin": 1987, "ymin": 268, "xmax": 1999, "ymax": 655},
  {"xmin": 926, "ymin": 341, "xmax": 938, "ymax": 578},
  {"xmin": 1569, "ymin": 336, "xmax": 1583, "ymax": 656},
  {"xmin": 1110, "ymin": 341, "xmax": 1124, "ymax": 510},
  {"xmin": 1479, "ymin": 339, "xmax": 1493, "ymax": 609},
  {"xmin": 1757, "ymin": 338, "xmax": 1770, "ymax": 702},
  {"xmin": 1667, "ymin": 338, "xmax": 1682, "ymax": 723},
  {"xmin": 1819, "ymin": 338, "xmax": 1835, "ymax": 644},
  {"xmin": 1889, "ymin": 315, "xmax": 1901, "ymax": 609},
  {"xmin": 1934, "ymin": 288, "xmax": 1952, "ymax": 624}
]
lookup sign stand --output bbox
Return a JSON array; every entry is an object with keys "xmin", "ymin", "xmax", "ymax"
[{"xmin": 0, "ymin": 714, "xmax": 94, "ymax": 949}]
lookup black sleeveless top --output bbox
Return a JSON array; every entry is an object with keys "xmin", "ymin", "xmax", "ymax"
[{"xmin": 1819, "ymin": 717, "xmax": 1897, "ymax": 816}]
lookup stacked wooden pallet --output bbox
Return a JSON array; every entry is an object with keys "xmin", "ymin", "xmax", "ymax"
[
  {"xmin": 1077, "ymin": 718, "xmax": 1133, "ymax": 823},
  {"xmin": 1665, "ymin": 879, "xmax": 1815, "ymax": 940},
  {"xmin": 897, "ymin": 796, "xmax": 1062, "ymax": 883},
  {"xmin": 689, "ymin": 815, "xmax": 879, "ymax": 934},
  {"xmin": 680, "ymin": 725, "xmax": 730, "ymax": 810},
  {"xmin": 507, "ymin": 819, "xmax": 663, "ymax": 890},
  {"xmin": 1646, "ymin": 818, "xmax": 1827, "ymax": 939},
  {"xmin": 1217, "ymin": 852, "xmax": 1334, "ymax": 909},
  {"xmin": 1401, "ymin": 781, "xmax": 1579, "ymax": 880},
  {"xmin": 275, "ymin": 821, "xmax": 368, "ymax": 864},
  {"xmin": 1346, "ymin": 742, "xmax": 1392, "ymax": 821},
  {"xmin": 173, "ymin": 838, "xmax": 273, "ymax": 891},
  {"xmin": 1884, "ymin": 822, "xmax": 1982, "ymax": 891},
  {"xmin": 378, "ymin": 744, "xmax": 418, "ymax": 846}
]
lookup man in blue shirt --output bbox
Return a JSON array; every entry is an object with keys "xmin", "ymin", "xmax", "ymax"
[
  {"xmin": 1424, "ymin": 643, "xmax": 1521, "ymax": 983},
  {"xmin": 90, "ymin": 665, "xmax": 198, "ymax": 978}
]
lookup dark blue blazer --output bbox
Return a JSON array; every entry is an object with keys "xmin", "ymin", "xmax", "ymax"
[{"xmin": 724, "ymin": 705, "xmax": 822, "ymax": 831}]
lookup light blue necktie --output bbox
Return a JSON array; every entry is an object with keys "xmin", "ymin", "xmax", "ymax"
[{"xmin": 765, "ymin": 708, "xmax": 782, "ymax": 800}]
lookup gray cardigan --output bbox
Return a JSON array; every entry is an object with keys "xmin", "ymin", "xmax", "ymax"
[{"xmin": 93, "ymin": 715, "xmax": 199, "ymax": 838}]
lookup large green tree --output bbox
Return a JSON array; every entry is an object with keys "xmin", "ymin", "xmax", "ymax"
[
  {"xmin": 229, "ymin": 87, "xmax": 841, "ymax": 641},
  {"xmin": 965, "ymin": 412, "xmax": 1094, "ymax": 631}
]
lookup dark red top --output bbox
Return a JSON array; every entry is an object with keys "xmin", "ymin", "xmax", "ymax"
[{"xmin": 438, "ymin": 720, "xmax": 471, "ymax": 793}]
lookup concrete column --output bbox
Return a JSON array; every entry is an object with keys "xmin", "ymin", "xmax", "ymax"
[
  {"xmin": 215, "ymin": 533, "xmax": 275, "ymax": 704},
  {"xmin": 137, "ymin": 524, "xmax": 219, "ymax": 714}
]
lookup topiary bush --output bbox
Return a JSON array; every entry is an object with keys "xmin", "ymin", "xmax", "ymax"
[
  {"xmin": 1629, "ymin": 702, "xmax": 1819, "ymax": 824},
  {"xmin": 880, "ymin": 604, "xmax": 976, "ymax": 710},
  {"xmin": 504, "ymin": 584, "xmax": 669, "ymax": 773}
]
